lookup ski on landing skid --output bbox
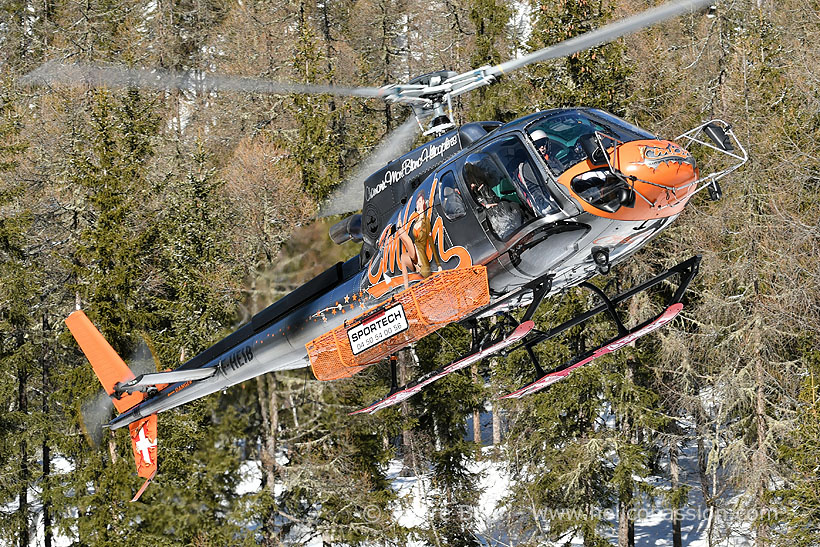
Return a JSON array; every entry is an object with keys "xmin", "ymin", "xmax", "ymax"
[
  {"xmin": 500, "ymin": 303, "xmax": 683, "ymax": 400},
  {"xmin": 351, "ymin": 321, "xmax": 535, "ymax": 415}
]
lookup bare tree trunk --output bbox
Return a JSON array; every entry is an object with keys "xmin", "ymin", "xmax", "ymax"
[
  {"xmin": 670, "ymin": 439, "xmax": 682, "ymax": 547},
  {"xmin": 258, "ymin": 373, "xmax": 282, "ymax": 546},
  {"xmin": 42, "ymin": 314, "xmax": 52, "ymax": 547},
  {"xmin": 618, "ymin": 499, "xmax": 630, "ymax": 547},
  {"xmin": 399, "ymin": 350, "xmax": 417, "ymax": 475},
  {"xmin": 492, "ymin": 402, "xmax": 501, "ymax": 446},
  {"xmin": 472, "ymin": 361, "xmax": 481, "ymax": 450},
  {"xmin": 618, "ymin": 365, "xmax": 635, "ymax": 547},
  {"xmin": 694, "ymin": 409, "xmax": 716, "ymax": 547},
  {"xmin": 753, "ymin": 326, "xmax": 770, "ymax": 547},
  {"xmin": 491, "ymin": 355, "xmax": 502, "ymax": 447},
  {"xmin": 17, "ymin": 332, "xmax": 29, "ymax": 547}
]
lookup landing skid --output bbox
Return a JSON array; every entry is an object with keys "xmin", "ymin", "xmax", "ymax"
[
  {"xmin": 350, "ymin": 321, "xmax": 535, "ymax": 415},
  {"xmin": 350, "ymin": 255, "xmax": 700, "ymax": 416},
  {"xmin": 501, "ymin": 303, "xmax": 682, "ymax": 399}
]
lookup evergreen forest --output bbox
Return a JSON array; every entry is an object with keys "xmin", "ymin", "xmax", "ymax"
[{"xmin": 1, "ymin": 0, "xmax": 819, "ymax": 545}]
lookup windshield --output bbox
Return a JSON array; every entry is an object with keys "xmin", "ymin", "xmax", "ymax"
[{"xmin": 526, "ymin": 109, "xmax": 654, "ymax": 176}]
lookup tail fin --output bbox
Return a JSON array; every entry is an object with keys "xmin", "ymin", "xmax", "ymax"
[
  {"xmin": 65, "ymin": 310, "xmax": 145, "ymax": 413},
  {"xmin": 65, "ymin": 310, "xmax": 158, "ymax": 500}
]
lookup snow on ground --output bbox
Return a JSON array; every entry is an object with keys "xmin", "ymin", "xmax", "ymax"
[
  {"xmin": 10, "ymin": 430, "xmax": 756, "ymax": 546},
  {"xmin": 237, "ymin": 460, "xmax": 263, "ymax": 496},
  {"xmin": 385, "ymin": 421, "xmax": 754, "ymax": 546}
]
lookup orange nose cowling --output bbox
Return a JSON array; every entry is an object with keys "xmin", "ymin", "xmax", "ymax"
[
  {"xmin": 559, "ymin": 139, "xmax": 699, "ymax": 221},
  {"xmin": 615, "ymin": 139, "xmax": 699, "ymax": 218}
]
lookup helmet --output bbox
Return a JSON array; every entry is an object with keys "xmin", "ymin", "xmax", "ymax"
[
  {"xmin": 529, "ymin": 129, "xmax": 548, "ymax": 141},
  {"xmin": 529, "ymin": 129, "xmax": 549, "ymax": 151}
]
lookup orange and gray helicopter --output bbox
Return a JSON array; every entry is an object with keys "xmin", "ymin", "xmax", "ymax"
[{"xmin": 27, "ymin": 0, "xmax": 747, "ymax": 496}]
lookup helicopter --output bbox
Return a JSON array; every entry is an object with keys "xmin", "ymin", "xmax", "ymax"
[{"xmin": 27, "ymin": 0, "xmax": 748, "ymax": 498}]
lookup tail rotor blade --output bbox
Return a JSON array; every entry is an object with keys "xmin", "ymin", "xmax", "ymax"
[{"xmin": 80, "ymin": 389, "xmax": 113, "ymax": 448}]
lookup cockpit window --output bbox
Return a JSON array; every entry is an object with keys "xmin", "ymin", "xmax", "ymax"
[
  {"xmin": 570, "ymin": 169, "xmax": 630, "ymax": 213},
  {"xmin": 461, "ymin": 135, "xmax": 561, "ymax": 240},
  {"xmin": 527, "ymin": 110, "xmax": 653, "ymax": 176}
]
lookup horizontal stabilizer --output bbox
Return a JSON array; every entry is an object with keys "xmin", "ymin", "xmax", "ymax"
[{"xmin": 116, "ymin": 368, "xmax": 216, "ymax": 394}]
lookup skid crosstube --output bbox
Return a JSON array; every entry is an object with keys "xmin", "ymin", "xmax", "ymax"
[
  {"xmin": 502, "ymin": 254, "xmax": 700, "ymax": 397},
  {"xmin": 502, "ymin": 303, "xmax": 683, "ymax": 399},
  {"xmin": 524, "ymin": 255, "xmax": 700, "ymax": 349}
]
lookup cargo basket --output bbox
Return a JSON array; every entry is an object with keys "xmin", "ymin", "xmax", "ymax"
[{"xmin": 307, "ymin": 265, "xmax": 490, "ymax": 381}]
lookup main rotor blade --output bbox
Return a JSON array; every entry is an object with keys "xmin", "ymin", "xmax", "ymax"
[
  {"xmin": 489, "ymin": 0, "xmax": 711, "ymax": 77},
  {"xmin": 318, "ymin": 116, "xmax": 420, "ymax": 217},
  {"xmin": 22, "ymin": 60, "xmax": 385, "ymax": 98}
]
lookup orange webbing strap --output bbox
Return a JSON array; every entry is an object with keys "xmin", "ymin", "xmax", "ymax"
[
  {"xmin": 65, "ymin": 310, "xmax": 145, "ymax": 413},
  {"xmin": 131, "ymin": 470, "xmax": 156, "ymax": 502}
]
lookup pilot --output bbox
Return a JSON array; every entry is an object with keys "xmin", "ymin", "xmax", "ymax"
[{"xmin": 529, "ymin": 129, "xmax": 564, "ymax": 173}]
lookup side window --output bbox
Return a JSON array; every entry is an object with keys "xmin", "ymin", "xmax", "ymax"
[
  {"xmin": 514, "ymin": 150, "xmax": 562, "ymax": 217},
  {"xmin": 462, "ymin": 152, "xmax": 508, "ymax": 208},
  {"xmin": 460, "ymin": 135, "xmax": 562, "ymax": 240},
  {"xmin": 438, "ymin": 171, "xmax": 466, "ymax": 220}
]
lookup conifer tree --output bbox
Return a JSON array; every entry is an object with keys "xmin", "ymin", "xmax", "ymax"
[
  {"xmin": 134, "ymin": 144, "xmax": 252, "ymax": 543},
  {"xmin": 493, "ymin": 1, "xmax": 636, "ymax": 543},
  {"xmin": 54, "ymin": 87, "xmax": 162, "ymax": 544},
  {"xmin": 0, "ymin": 78, "xmax": 39, "ymax": 547},
  {"xmin": 288, "ymin": 1, "xmax": 349, "ymax": 201},
  {"xmin": 777, "ymin": 349, "xmax": 820, "ymax": 546},
  {"xmin": 465, "ymin": 0, "xmax": 516, "ymax": 122},
  {"xmin": 526, "ymin": 0, "xmax": 630, "ymax": 113},
  {"xmin": 499, "ymin": 290, "xmax": 614, "ymax": 545}
]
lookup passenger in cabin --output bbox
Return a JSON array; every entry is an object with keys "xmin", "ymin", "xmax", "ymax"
[
  {"xmin": 463, "ymin": 152, "xmax": 523, "ymax": 241},
  {"xmin": 442, "ymin": 186, "xmax": 466, "ymax": 218}
]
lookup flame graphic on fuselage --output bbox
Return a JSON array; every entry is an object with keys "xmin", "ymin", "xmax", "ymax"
[{"xmin": 633, "ymin": 143, "xmax": 696, "ymax": 170}]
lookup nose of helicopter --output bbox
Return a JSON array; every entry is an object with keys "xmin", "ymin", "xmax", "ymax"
[
  {"xmin": 611, "ymin": 139, "xmax": 699, "ymax": 218},
  {"xmin": 559, "ymin": 139, "xmax": 699, "ymax": 221}
]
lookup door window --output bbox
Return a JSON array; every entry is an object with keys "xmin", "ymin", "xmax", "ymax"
[{"xmin": 461, "ymin": 135, "xmax": 561, "ymax": 240}]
